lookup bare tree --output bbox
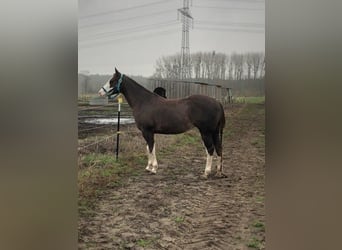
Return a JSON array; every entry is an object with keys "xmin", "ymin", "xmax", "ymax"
[
  {"xmin": 231, "ymin": 53, "xmax": 244, "ymax": 80},
  {"xmin": 153, "ymin": 58, "xmax": 165, "ymax": 78},
  {"xmin": 251, "ymin": 52, "xmax": 263, "ymax": 80},
  {"xmin": 218, "ymin": 53, "xmax": 227, "ymax": 80},
  {"xmin": 226, "ymin": 55, "xmax": 233, "ymax": 80},
  {"xmin": 245, "ymin": 53, "xmax": 253, "ymax": 79},
  {"xmin": 154, "ymin": 51, "xmax": 264, "ymax": 80},
  {"xmin": 191, "ymin": 52, "xmax": 202, "ymax": 79},
  {"xmin": 260, "ymin": 53, "xmax": 265, "ymax": 78},
  {"xmin": 201, "ymin": 52, "xmax": 211, "ymax": 79}
]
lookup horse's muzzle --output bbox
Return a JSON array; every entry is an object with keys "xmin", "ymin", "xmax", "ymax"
[{"xmin": 98, "ymin": 89, "xmax": 106, "ymax": 96}]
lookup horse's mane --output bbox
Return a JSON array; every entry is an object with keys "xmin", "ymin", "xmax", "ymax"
[{"xmin": 125, "ymin": 75, "xmax": 162, "ymax": 98}]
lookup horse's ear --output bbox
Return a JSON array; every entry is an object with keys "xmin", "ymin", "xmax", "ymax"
[{"xmin": 115, "ymin": 68, "xmax": 119, "ymax": 74}]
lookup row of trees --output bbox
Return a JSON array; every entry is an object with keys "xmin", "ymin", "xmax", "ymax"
[{"xmin": 153, "ymin": 51, "xmax": 265, "ymax": 80}]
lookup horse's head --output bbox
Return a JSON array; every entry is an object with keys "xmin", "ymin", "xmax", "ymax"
[{"xmin": 98, "ymin": 68, "xmax": 123, "ymax": 97}]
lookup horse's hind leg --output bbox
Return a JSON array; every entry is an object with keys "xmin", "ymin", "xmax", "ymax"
[
  {"xmin": 142, "ymin": 130, "xmax": 158, "ymax": 174},
  {"xmin": 200, "ymin": 132, "xmax": 215, "ymax": 178},
  {"xmin": 213, "ymin": 131, "xmax": 226, "ymax": 178}
]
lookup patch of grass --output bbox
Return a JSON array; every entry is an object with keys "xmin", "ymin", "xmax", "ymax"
[
  {"xmin": 82, "ymin": 153, "xmax": 117, "ymax": 168},
  {"xmin": 247, "ymin": 237, "xmax": 263, "ymax": 249},
  {"xmin": 247, "ymin": 221, "xmax": 265, "ymax": 249},
  {"xmin": 255, "ymin": 196, "xmax": 264, "ymax": 203},
  {"xmin": 251, "ymin": 140, "xmax": 258, "ymax": 146},
  {"xmin": 225, "ymin": 129, "xmax": 235, "ymax": 138},
  {"xmin": 174, "ymin": 216, "xmax": 185, "ymax": 223},
  {"xmin": 131, "ymin": 154, "xmax": 146, "ymax": 166},
  {"xmin": 163, "ymin": 187, "xmax": 173, "ymax": 194},
  {"xmin": 233, "ymin": 96, "xmax": 246, "ymax": 103},
  {"xmin": 234, "ymin": 96, "xmax": 265, "ymax": 104},
  {"xmin": 118, "ymin": 241, "xmax": 131, "ymax": 250},
  {"xmin": 137, "ymin": 238, "xmax": 153, "ymax": 247},
  {"xmin": 78, "ymin": 153, "xmax": 143, "ymax": 217},
  {"xmin": 183, "ymin": 134, "xmax": 199, "ymax": 145},
  {"xmin": 175, "ymin": 131, "xmax": 200, "ymax": 146},
  {"xmin": 251, "ymin": 136, "xmax": 265, "ymax": 148},
  {"xmin": 253, "ymin": 221, "xmax": 265, "ymax": 231},
  {"xmin": 157, "ymin": 130, "xmax": 202, "ymax": 157},
  {"xmin": 245, "ymin": 96, "xmax": 265, "ymax": 104}
]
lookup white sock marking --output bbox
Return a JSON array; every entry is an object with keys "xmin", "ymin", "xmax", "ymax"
[
  {"xmin": 146, "ymin": 143, "xmax": 158, "ymax": 173},
  {"xmin": 204, "ymin": 150, "xmax": 213, "ymax": 176},
  {"xmin": 151, "ymin": 143, "xmax": 158, "ymax": 173}
]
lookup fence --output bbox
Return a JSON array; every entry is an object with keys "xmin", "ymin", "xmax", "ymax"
[
  {"xmin": 209, "ymin": 79, "xmax": 264, "ymax": 97},
  {"xmin": 147, "ymin": 79, "xmax": 232, "ymax": 104},
  {"xmin": 78, "ymin": 102, "xmax": 134, "ymax": 152}
]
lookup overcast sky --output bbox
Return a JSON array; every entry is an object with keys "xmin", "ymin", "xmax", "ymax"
[{"xmin": 78, "ymin": 0, "xmax": 264, "ymax": 76}]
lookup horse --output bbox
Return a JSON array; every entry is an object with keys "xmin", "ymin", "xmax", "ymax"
[
  {"xmin": 98, "ymin": 68, "xmax": 226, "ymax": 178},
  {"xmin": 153, "ymin": 87, "xmax": 167, "ymax": 98}
]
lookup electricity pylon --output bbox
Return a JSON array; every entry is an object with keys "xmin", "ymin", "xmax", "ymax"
[{"xmin": 178, "ymin": 0, "xmax": 193, "ymax": 80}]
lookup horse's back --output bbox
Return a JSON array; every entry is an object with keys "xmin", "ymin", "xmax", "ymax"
[
  {"xmin": 186, "ymin": 94, "xmax": 222, "ymax": 112},
  {"xmin": 186, "ymin": 95, "xmax": 225, "ymax": 131}
]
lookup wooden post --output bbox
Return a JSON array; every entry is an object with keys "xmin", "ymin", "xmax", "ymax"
[{"xmin": 115, "ymin": 94, "xmax": 123, "ymax": 161}]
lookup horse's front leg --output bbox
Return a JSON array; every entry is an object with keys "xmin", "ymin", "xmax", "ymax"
[{"xmin": 142, "ymin": 130, "xmax": 158, "ymax": 174}]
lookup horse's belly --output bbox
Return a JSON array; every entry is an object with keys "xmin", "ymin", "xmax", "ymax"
[
  {"xmin": 155, "ymin": 126, "xmax": 193, "ymax": 134},
  {"xmin": 154, "ymin": 116, "xmax": 193, "ymax": 134}
]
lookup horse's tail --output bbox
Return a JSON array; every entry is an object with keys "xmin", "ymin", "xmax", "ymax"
[
  {"xmin": 217, "ymin": 103, "xmax": 227, "ymax": 176},
  {"xmin": 214, "ymin": 102, "xmax": 225, "ymax": 168},
  {"xmin": 219, "ymin": 102, "xmax": 225, "ymax": 148}
]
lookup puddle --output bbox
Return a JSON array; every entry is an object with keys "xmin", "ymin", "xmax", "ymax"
[{"xmin": 83, "ymin": 118, "xmax": 135, "ymax": 125}]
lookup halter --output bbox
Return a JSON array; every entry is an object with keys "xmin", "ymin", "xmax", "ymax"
[
  {"xmin": 116, "ymin": 74, "xmax": 124, "ymax": 92},
  {"xmin": 102, "ymin": 74, "xmax": 124, "ymax": 97}
]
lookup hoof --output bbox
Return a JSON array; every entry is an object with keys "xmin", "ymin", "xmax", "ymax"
[
  {"xmin": 215, "ymin": 172, "xmax": 227, "ymax": 178},
  {"xmin": 200, "ymin": 173, "xmax": 209, "ymax": 179},
  {"xmin": 151, "ymin": 166, "xmax": 158, "ymax": 174},
  {"xmin": 145, "ymin": 165, "xmax": 157, "ymax": 174}
]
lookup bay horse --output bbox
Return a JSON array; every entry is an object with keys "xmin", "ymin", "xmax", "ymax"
[{"xmin": 98, "ymin": 68, "xmax": 226, "ymax": 178}]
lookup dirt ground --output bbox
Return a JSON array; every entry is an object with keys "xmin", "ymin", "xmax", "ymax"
[{"xmin": 79, "ymin": 103, "xmax": 265, "ymax": 250}]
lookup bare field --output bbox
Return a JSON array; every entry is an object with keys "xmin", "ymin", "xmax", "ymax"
[{"xmin": 78, "ymin": 102, "xmax": 265, "ymax": 250}]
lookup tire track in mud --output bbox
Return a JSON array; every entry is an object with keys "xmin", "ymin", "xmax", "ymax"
[{"xmin": 79, "ymin": 103, "xmax": 265, "ymax": 250}]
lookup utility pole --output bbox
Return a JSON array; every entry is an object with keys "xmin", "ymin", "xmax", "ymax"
[{"xmin": 178, "ymin": 0, "xmax": 193, "ymax": 80}]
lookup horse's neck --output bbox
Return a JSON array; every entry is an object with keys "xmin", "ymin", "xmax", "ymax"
[{"xmin": 121, "ymin": 77, "xmax": 156, "ymax": 109}]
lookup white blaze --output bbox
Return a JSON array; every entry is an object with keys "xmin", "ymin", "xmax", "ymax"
[{"xmin": 98, "ymin": 80, "xmax": 110, "ymax": 96}]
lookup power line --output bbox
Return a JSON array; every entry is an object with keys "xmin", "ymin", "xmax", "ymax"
[
  {"xmin": 79, "ymin": 9, "xmax": 175, "ymax": 29},
  {"xmin": 193, "ymin": 5, "xmax": 264, "ymax": 11},
  {"xmin": 195, "ymin": 26, "xmax": 264, "ymax": 33},
  {"xmin": 197, "ymin": 0, "xmax": 264, "ymax": 3},
  {"xmin": 196, "ymin": 20, "xmax": 264, "ymax": 28},
  {"xmin": 79, "ymin": 20, "xmax": 178, "ymax": 42},
  {"xmin": 80, "ymin": 0, "xmax": 170, "ymax": 19},
  {"xmin": 79, "ymin": 28, "xmax": 180, "ymax": 49}
]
